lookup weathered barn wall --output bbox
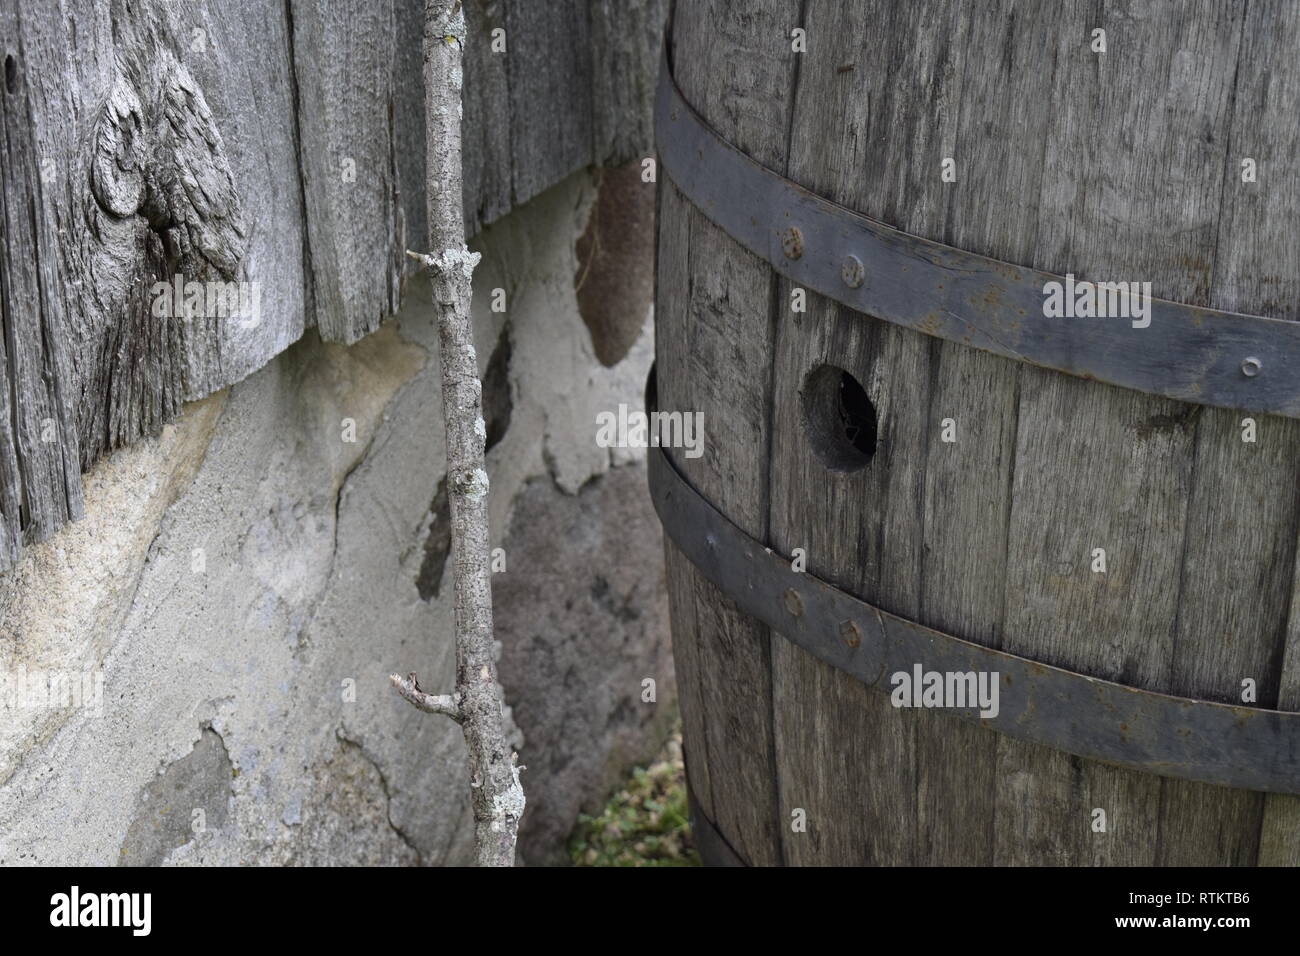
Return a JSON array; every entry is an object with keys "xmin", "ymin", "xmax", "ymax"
[
  {"xmin": 0, "ymin": 170, "xmax": 673, "ymax": 865},
  {"xmin": 0, "ymin": 0, "xmax": 666, "ymax": 570},
  {"xmin": 0, "ymin": 0, "xmax": 672, "ymax": 864}
]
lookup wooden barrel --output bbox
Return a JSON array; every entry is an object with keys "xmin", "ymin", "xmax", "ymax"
[{"xmin": 653, "ymin": 0, "xmax": 1300, "ymax": 866}]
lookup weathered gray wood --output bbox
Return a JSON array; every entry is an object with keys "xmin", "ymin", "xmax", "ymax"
[
  {"xmin": 0, "ymin": 1, "xmax": 83, "ymax": 565},
  {"xmin": 661, "ymin": 533, "xmax": 716, "ymax": 824},
  {"xmin": 590, "ymin": 0, "xmax": 666, "ymax": 166},
  {"xmin": 289, "ymin": 0, "xmax": 404, "ymax": 344},
  {"xmin": 1260, "ymin": 540, "xmax": 1300, "ymax": 864},
  {"xmin": 1213, "ymin": 0, "xmax": 1300, "ymax": 866},
  {"xmin": 768, "ymin": 0, "xmax": 971, "ymax": 866},
  {"xmin": 664, "ymin": 0, "xmax": 1300, "ymax": 865},
  {"xmin": 0, "ymin": 0, "xmax": 668, "ymax": 572},
  {"xmin": 903, "ymin": 0, "xmax": 1065, "ymax": 864},
  {"xmin": 657, "ymin": 167, "xmax": 717, "ymax": 828},
  {"xmin": 173, "ymin": 0, "xmax": 310, "ymax": 392},
  {"xmin": 999, "ymin": 0, "xmax": 1251, "ymax": 868},
  {"xmin": 504, "ymin": 0, "xmax": 592, "ymax": 207},
  {"xmin": 654, "ymin": 0, "xmax": 801, "ymax": 866},
  {"xmin": 2, "ymin": 0, "xmax": 305, "ymax": 566},
  {"xmin": 293, "ymin": 0, "xmax": 666, "ymax": 341},
  {"xmin": 459, "ymin": 0, "xmax": 513, "ymax": 234}
]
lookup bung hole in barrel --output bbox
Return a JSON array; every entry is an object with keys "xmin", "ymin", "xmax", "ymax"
[{"xmin": 801, "ymin": 364, "xmax": 877, "ymax": 471}]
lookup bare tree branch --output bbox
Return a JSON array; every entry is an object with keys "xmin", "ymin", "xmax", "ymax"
[
  {"xmin": 389, "ymin": 673, "xmax": 463, "ymax": 723},
  {"xmin": 390, "ymin": 0, "xmax": 524, "ymax": 868}
]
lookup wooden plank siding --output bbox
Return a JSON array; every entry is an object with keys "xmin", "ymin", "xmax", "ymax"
[{"xmin": 0, "ymin": 0, "xmax": 667, "ymax": 571}]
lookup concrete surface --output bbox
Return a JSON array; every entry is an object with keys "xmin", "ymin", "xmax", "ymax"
[{"xmin": 0, "ymin": 170, "xmax": 671, "ymax": 866}]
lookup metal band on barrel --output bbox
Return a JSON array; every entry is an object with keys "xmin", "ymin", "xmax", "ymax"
[
  {"xmin": 649, "ymin": 444, "xmax": 1300, "ymax": 794},
  {"xmin": 655, "ymin": 51, "xmax": 1300, "ymax": 419}
]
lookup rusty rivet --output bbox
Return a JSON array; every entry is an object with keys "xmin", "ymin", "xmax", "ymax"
[
  {"xmin": 781, "ymin": 226, "xmax": 804, "ymax": 260},
  {"xmin": 839, "ymin": 619, "xmax": 862, "ymax": 648},
  {"xmin": 783, "ymin": 588, "xmax": 804, "ymax": 617},
  {"xmin": 841, "ymin": 254, "xmax": 865, "ymax": 289},
  {"xmin": 1241, "ymin": 357, "xmax": 1262, "ymax": 377}
]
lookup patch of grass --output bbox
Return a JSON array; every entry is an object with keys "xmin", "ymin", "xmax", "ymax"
[{"xmin": 569, "ymin": 729, "xmax": 700, "ymax": 867}]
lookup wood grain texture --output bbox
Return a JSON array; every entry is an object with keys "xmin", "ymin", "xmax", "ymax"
[
  {"xmin": 653, "ymin": 172, "xmax": 714, "ymax": 820},
  {"xmin": 459, "ymin": 0, "xmax": 513, "ymax": 234},
  {"xmin": 663, "ymin": 0, "xmax": 1300, "ymax": 865},
  {"xmin": 1217, "ymin": 0, "xmax": 1300, "ymax": 866},
  {"xmin": 0, "ymin": 0, "xmax": 667, "ymax": 572},
  {"xmin": 908, "ymin": 0, "xmax": 1055, "ymax": 864},
  {"xmin": 590, "ymin": 0, "xmax": 666, "ymax": 166},
  {"xmin": 289, "ymin": 0, "xmax": 404, "ymax": 344},
  {"xmin": 178, "ymin": 0, "xmax": 309, "ymax": 392},
  {"xmin": 503, "ymin": 0, "xmax": 592, "ymax": 207},
  {"xmin": 0, "ymin": 0, "xmax": 83, "ymax": 565},
  {"xmin": 654, "ymin": 0, "xmax": 803, "ymax": 866},
  {"xmin": 1000, "ymin": 0, "xmax": 1246, "ymax": 867},
  {"xmin": 1260, "ymin": 540, "xmax": 1300, "ymax": 864},
  {"xmin": 768, "ymin": 0, "xmax": 968, "ymax": 866},
  {"xmin": 3, "ymin": 0, "xmax": 304, "ymax": 566}
]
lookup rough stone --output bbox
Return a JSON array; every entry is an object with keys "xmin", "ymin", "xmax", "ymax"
[{"xmin": 496, "ymin": 463, "xmax": 676, "ymax": 866}]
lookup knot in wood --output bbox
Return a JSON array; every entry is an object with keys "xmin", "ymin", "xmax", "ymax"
[{"xmin": 89, "ymin": 62, "xmax": 247, "ymax": 281}]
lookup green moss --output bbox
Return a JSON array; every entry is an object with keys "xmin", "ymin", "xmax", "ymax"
[{"xmin": 568, "ymin": 729, "xmax": 701, "ymax": 867}]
